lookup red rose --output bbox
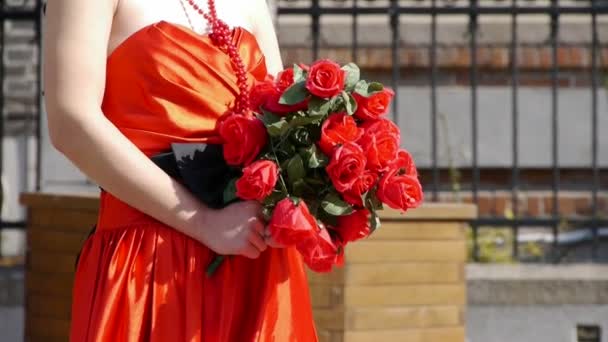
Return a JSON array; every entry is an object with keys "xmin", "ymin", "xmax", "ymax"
[
  {"xmin": 219, "ymin": 115, "xmax": 268, "ymax": 166},
  {"xmin": 326, "ymin": 142, "xmax": 367, "ymax": 193},
  {"xmin": 263, "ymin": 88, "xmax": 309, "ymax": 115},
  {"xmin": 392, "ymin": 149, "xmax": 418, "ymax": 177},
  {"xmin": 235, "ymin": 160, "xmax": 279, "ymax": 201},
  {"xmin": 250, "ymin": 80, "xmax": 276, "ymax": 112},
  {"xmin": 357, "ymin": 130, "xmax": 399, "ymax": 172},
  {"xmin": 336, "ymin": 209, "xmax": 371, "ymax": 243},
  {"xmin": 276, "ymin": 68, "xmax": 295, "ymax": 92},
  {"xmin": 353, "ymin": 88, "xmax": 394, "ymax": 121},
  {"xmin": 297, "ymin": 228, "xmax": 340, "ymax": 273},
  {"xmin": 377, "ymin": 168, "xmax": 424, "ymax": 211},
  {"xmin": 341, "ymin": 171, "xmax": 377, "ymax": 207},
  {"xmin": 269, "ymin": 198, "xmax": 318, "ymax": 246},
  {"xmin": 305, "ymin": 59, "xmax": 346, "ymax": 98},
  {"xmin": 318, "ymin": 113, "xmax": 363, "ymax": 155},
  {"xmin": 360, "ymin": 118, "xmax": 400, "ymax": 138}
]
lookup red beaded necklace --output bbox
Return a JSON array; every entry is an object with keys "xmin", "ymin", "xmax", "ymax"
[{"xmin": 183, "ymin": 0, "xmax": 250, "ymax": 116}]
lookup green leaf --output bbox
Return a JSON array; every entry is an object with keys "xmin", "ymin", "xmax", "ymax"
[
  {"xmin": 308, "ymin": 96, "xmax": 332, "ymax": 117},
  {"xmin": 321, "ymin": 192, "xmax": 354, "ymax": 216},
  {"xmin": 279, "ymin": 81, "xmax": 308, "ymax": 105},
  {"xmin": 223, "ymin": 178, "xmax": 238, "ymax": 204},
  {"xmin": 293, "ymin": 64, "xmax": 306, "ymax": 83},
  {"xmin": 287, "ymin": 154, "xmax": 306, "ymax": 184},
  {"xmin": 292, "ymin": 179, "xmax": 315, "ymax": 198},
  {"xmin": 369, "ymin": 209, "xmax": 381, "ymax": 232},
  {"xmin": 342, "ymin": 63, "xmax": 360, "ymax": 91},
  {"xmin": 267, "ymin": 119, "xmax": 289, "ymax": 137},
  {"xmin": 290, "ymin": 114, "xmax": 324, "ymax": 127},
  {"xmin": 369, "ymin": 191, "xmax": 384, "ymax": 211},
  {"xmin": 260, "ymin": 110, "xmax": 281, "ymax": 126},
  {"xmin": 368, "ymin": 82, "xmax": 384, "ymax": 93},
  {"xmin": 301, "ymin": 145, "xmax": 328, "ymax": 168},
  {"xmin": 263, "ymin": 190, "xmax": 286, "ymax": 207},
  {"xmin": 261, "ymin": 206, "xmax": 273, "ymax": 221},
  {"xmin": 341, "ymin": 91, "xmax": 357, "ymax": 115},
  {"xmin": 354, "ymin": 80, "xmax": 369, "ymax": 96}
]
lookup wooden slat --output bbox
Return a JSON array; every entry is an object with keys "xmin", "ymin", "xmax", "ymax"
[
  {"xmin": 29, "ymin": 251, "xmax": 77, "ymax": 274},
  {"xmin": 26, "ymin": 314, "xmax": 70, "ymax": 339},
  {"xmin": 345, "ymin": 327, "xmax": 466, "ymax": 342},
  {"xmin": 347, "ymin": 306, "xmax": 463, "ymax": 330},
  {"xmin": 369, "ymin": 223, "xmax": 466, "ymax": 241},
  {"xmin": 28, "ymin": 334, "xmax": 70, "ymax": 342},
  {"xmin": 26, "ymin": 271, "xmax": 73, "ymax": 297},
  {"xmin": 21, "ymin": 192, "xmax": 99, "ymax": 211},
  {"xmin": 344, "ymin": 284, "xmax": 466, "ymax": 307},
  {"xmin": 28, "ymin": 208, "xmax": 97, "ymax": 232},
  {"xmin": 380, "ymin": 204, "xmax": 477, "ymax": 220},
  {"xmin": 27, "ymin": 294, "xmax": 72, "ymax": 320},
  {"xmin": 28, "ymin": 227, "xmax": 89, "ymax": 255},
  {"xmin": 306, "ymin": 268, "xmax": 345, "ymax": 285},
  {"xmin": 314, "ymin": 308, "xmax": 345, "ymax": 330},
  {"xmin": 345, "ymin": 263, "xmax": 463, "ymax": 285},
  {"xmin": 309, "ymin": 285, "xmax": 343, "ymax": 309},
  {"xmin": 345, "ymin": 241, "xmax": 467, "ymax": 263}
]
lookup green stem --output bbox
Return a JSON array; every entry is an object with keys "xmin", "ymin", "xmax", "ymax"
[
  {"xmin": 205, "ymin": 255, "xmax": 226, "ymax": 277},
  {"xmin": 270, "ymin": 137, "xmax": 290, "ymax": 196}
]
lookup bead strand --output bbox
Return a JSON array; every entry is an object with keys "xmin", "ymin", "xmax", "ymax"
[{"xmin": 185, "ymin": 0, "xmax": 250, "ymax": 116}]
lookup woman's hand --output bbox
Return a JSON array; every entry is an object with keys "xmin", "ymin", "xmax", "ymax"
[
  {"xmin": 196, "ymin": 201, "xmax": 267, "ymax": 258},
  {"xmin": 194, "ymin": 200, "xmax": 286, "ymax": 258}
]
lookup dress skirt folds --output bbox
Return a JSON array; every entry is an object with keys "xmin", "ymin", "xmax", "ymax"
[{"xmin": 69, "ymin": 21, "xmax": 318, "ymax": 342}]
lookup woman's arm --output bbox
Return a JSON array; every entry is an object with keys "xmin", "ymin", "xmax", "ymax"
[
  {"xmin": 43, "ymin": 0, "xmax": 266, "ymax": 258},
  {"xmin": 248, "ymin": 0, "xmax": 284, "ymax": 76}
]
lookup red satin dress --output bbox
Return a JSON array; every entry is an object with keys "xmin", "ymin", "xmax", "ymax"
[{"xmin": 70, "ymin": 20, "xmax": 318, "ymax": 342}]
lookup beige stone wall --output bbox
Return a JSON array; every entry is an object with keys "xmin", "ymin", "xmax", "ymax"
[
  {"xmin": 308, "ymin": 204, "xmax": 475, "ymax": 342},
  {"xmin": 21, "ymin": 193, "xmax": 476, "ymax": 342}
]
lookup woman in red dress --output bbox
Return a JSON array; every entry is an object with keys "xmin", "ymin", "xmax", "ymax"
[{"xmin": 42, "ymin": 0, "xmax": 318, "ymax": 340}]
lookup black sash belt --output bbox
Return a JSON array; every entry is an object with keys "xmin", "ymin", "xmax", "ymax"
[{"xmin": 75, "ymin": 143, "xmax": 239, "ymax": 270}]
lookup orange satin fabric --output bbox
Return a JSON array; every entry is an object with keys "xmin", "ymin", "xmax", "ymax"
[{"xmin": 70, "ymin": 21, "xmax": 318, "ymax": 342}]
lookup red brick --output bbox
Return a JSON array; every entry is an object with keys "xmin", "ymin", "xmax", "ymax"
[
  {"xmin": 569, "ymin": 47, "xmax": 588, "ymax": 68},
  {"xmin": 527, "ymin": 196, "xmax": 543, "ymax": 217},
  {"xmin": 491, "ymin": 47, "xmax": 508, "ymax": 69},
  {"xmin": 558, "ymin": 196, "xmax": 576, "ymax": 216},
  {"xmin": 476, "ymin": 47, "xmax": 492, "ymax": 67},
  {"xmin": 494, "ymin": 195, "xmax": 508, "ymax": 217},
  {"xmin": 538, "ymin": 47, "xmax": 552, "ymax": 70},
  {"xmin": 574, "ymin": 197, "xmax": 592, "ymax": 216},
  {"xmin": 520, "ymin": 47, "xmax": 539, "ymax": 69},
  {"xmin": 456, "ymin": 47, "xmax": 471, "ymax": 68},
  {"xmin": 557, "ymin": 47, "xmax": 571, "ymax": 68},
  {"xmin": 476, "ymin": 195, "xmax": 493, "ymax": 216}
]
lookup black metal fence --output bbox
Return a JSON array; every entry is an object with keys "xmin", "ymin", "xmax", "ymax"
[
  {"xmin": 277, "ymin": 0, "xmax": 608, "ymax": 262},
  {"xmin": 0, "ymin": 0, "xmax": 607, "ymax": 265},
  {"xmin": 0, "ymin": 0, "xmax": 41, "ymax": 265}
]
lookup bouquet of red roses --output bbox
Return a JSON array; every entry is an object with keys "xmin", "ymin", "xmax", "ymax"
[{"xmin": 211, "ymin": 59, "xmax": 423, "ymax": 273}]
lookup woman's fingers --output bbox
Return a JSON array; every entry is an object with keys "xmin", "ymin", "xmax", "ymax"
[
  {"xmin": 248, "ymin": 224, "xmax": 268, "ymax": 253},
  {"xmin": 241, "ymin": 242, "xmax": 262, "ymax": 259}
]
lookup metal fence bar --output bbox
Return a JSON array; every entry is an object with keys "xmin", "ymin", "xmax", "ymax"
[
  {"xmin": 430, "ymin": 0, "xmax": 439, "ymax": 202},
  {"xmin": 351, "ymin": 0, "xmax": 358, "ymax": 63},
  {"xmin": 389, "ymin": 0, "xmax": 399, "ymax": 124},
  {"xmin": 590, "ymin": 0, "xmax": 600, "ymax": 261},
  {"xmin": 1, "ymin": 4, "xmax": 5, "ymax": 226},
  {"xmin": 468, "ymin": 0, "xmax": 479, "ymax": 204},
  {"xmin": 550, "ymin": 0, "xmax": 561, "ymax": 256},
  {"xmin": 311, "ymin": 0, "xmax": 320, "ymax": 60},
  {"xmin": 510, "ymin": 0, "xmax": 520, "ymax": 260},
  {"xmin": 35, "ymin": 0, "xmax": 43, "ymax": 191},
  {"xmin": 278, "ymin": 5, "xmax": 608, "ymax": 16}
]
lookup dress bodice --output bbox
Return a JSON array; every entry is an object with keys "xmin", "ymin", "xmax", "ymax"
[{"xmin": 102, "ymin": 20, "xmax": 267, "ymax": 156}]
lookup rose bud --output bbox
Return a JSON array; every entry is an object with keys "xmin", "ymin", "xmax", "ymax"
[
  {"xmin": 318, "ymin": 113, "xmax": 363, "ymax": 155},
  {"xmin": 235, "ymin": 160, "xmax": 279, "ymax": 201},
  {"xmin": 353, "ymin": 88, "xmax": 395, "ymax": 121},
  {"xmin": 297, "ymin": 227, "xmax": 341, "ymax": 273},
  {"xmin": 336, "ymin": 208, "xmax": 371, "ymax": 243},
  {"xmin": 268, "ymin": 198, "xmax": 318, "ymax": 246},
  {"xmin": 219, "ymin": 115, "xmax": 268, "ymax": 166},
  {"xmin": 305, "ymin": 59, "xmax": 346, "ymax": 99},
  {"xmin": 377, "ymin": 168, "xmax": 424, "ymax": 211},
  {"xmin": 326, "ymin": 142, "xmax": 367, "ymax": 193}
]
